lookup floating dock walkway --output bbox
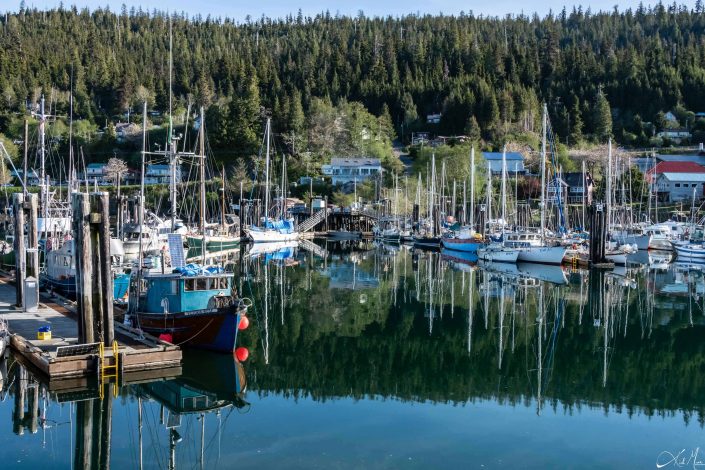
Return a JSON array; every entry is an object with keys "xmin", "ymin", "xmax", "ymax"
[{"xmin": 0, "ymin": 275, "xmax": 181, "ymax": 386}]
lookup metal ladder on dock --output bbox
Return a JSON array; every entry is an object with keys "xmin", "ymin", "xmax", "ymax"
[{"xmin": 99, "ymin": 340, "xmax": 119, "ymax": 399}]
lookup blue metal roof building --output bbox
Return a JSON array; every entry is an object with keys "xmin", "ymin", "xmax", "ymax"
[{"xmin": 482, "ymin": 152, "xmax": 526, "ymax": 174}]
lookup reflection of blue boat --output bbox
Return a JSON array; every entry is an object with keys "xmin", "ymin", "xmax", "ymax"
[
  {"xmin": 142, "ymin": 353, "xmax": 247, "ymax": 412},
  {"xmin": 441, "ymin": 248, "xmax": 478, "ymax": 267}
]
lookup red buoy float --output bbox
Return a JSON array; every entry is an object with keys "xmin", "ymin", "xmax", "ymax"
[
  {"xmin": 235, "ymin": 347, "xmax": 249, "ymax": 362},
  {"xmin": 238, "ymin": 315, "xmax": 250, "ymax": 330}
]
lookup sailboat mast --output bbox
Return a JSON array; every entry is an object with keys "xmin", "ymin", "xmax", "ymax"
[
  {"xmin": 263, "ymin": 118, "xmax": 271, "ymax": 223},
  {"xmin": 540, "ymin": 103, "xmax": 547, "ymax": 240},
  {"xmin": 430, "ymin": 154, "xmax": 436, "ymax": 236},
  {"xmin": 607, "ymin": 139, "xmax": 613, "ymax": 229},
  {"xmin": 501, "ymin": 147, "xmax": 507, "ymax": 232},
  {"xmin": 470, "ymin": 147, "xmax": 475, "ymax": 231},
  {"xmin": 486, "ymin": 161, "xmax": 492, "ymax": 227},
  {"xmin": 199, "ymin": 107, "xmax": 206, "ymax": 266}
]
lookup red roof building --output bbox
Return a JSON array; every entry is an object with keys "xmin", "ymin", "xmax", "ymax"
[{"xmin": 645, "ymin": 161, "xmax": 705, "ymax": 182}]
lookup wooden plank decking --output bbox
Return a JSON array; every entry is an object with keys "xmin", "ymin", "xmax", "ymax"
[{"xmin": 0, "ymin": 275, "xmax": 181, "ymax": 381}]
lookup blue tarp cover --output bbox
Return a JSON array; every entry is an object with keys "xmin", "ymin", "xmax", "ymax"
[{"xmin": 172, "ymin": 264, "xmax": 225, "ymax": 276}]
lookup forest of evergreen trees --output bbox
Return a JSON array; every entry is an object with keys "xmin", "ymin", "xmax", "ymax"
[{"xmin": 2, "ymin": 3, "xmax": 705, "ymax": 166}]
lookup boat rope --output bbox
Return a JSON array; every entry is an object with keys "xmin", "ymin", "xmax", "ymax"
[{"xmin": 173, "ymin": 318, "xmax": 215, "ymax": 346}]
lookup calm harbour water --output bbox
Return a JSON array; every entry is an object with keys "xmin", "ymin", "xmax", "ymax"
[{"xmin": 0, "ymin": 241, "xmax": 704, "ymax": 469}]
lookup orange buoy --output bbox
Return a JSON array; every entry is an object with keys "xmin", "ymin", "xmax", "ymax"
[{"xmin": 238, "ymin": 315, "xmax": 250, "ymax": 330}]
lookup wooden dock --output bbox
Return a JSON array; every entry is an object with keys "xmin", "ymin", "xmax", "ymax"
[{"xmin": 0, "ymin": 275, "xmax": 181, "ymax": 384}]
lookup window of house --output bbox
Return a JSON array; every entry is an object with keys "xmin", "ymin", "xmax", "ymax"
[{"xmin": 675, "ymin": 183, "xmax": 681, "ymax": 187}]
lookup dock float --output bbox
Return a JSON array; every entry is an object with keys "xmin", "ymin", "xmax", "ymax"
[{"xmin": 0, "ymin": 275, "xmax": 181, "ymax": 384}]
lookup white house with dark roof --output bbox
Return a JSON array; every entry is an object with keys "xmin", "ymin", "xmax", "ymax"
[
  {"xmin": 322, "ymin": 158, "xmax": 382, "ymax": 185},
  {"xmin": 655, "ymin": 172, "xmax": 705, "ymax": 202}
]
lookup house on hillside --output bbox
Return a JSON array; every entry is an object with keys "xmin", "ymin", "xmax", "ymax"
[
  {"xmin": 655, "ymin": 172, "xmax": 705, "ymax": 202},
  {"xmin": 546, "ymin": 176, "xmax": 568, "ymax": 204},
  {"xmin": 657, "ymin": 129, "xmax": 691, "ymax": 142},
  {"xmin": 564, "ymin": 172, "xmax": 595, "ymax": 204},
  {"xmin": 85, "ymin": 162, "xmax": 110, "ymax": 185},
  {"xmin": 322, "ymin": 158, "xmax": 382, "ymax": 185},
  {"xmin": 145, "ymin": 164, "xmax": 182, "ymax": 185},
  {"xmin": 483, "ymin": 152, "xmax": 526, "ymax": 175}
]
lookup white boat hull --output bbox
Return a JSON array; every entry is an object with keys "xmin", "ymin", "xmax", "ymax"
[
  {"xmin": 673, "ymin": 242, "xmax": 705, "ymax": 262},
  {"xmin": 478, "ymin": 247, "xmax": 519, "ymax": 263},
  {"xmin": 246, "ymin": 228, "xmax": 300, "ymax": 243},
  {"xmin": 516, "ymin": 246, "xmax": 566, "ymax": 265}
]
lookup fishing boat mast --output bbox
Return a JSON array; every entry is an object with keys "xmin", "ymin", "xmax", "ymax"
[
  {"xmin": 139, "ymin": 102, "xmax": 147, "ymax": 270},
  {"xmin": 199, "ymin": 107, "xmax": 207, "ymax": 266}
]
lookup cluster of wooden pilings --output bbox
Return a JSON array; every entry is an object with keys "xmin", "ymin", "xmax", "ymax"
[{"xmin": 72, "ymin": 192, "xmax": 114, "ymax": 346}]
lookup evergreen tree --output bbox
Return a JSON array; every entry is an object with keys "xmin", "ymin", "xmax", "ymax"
[
  {"xmin": 570, "ymin": 96, "xmax": 584, "ymax": 145},
  {"xmin": 593, "ymin": 89, "xmax": 613, "ymax": 142}
]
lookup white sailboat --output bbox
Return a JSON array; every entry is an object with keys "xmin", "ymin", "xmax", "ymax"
[
  {"xmin": 505, "ymin": 108, "xmax": 566, "ymax": 265},
  {"xmin": 478, "ymin": 157, "xmax": 518, "ymax": 263},
  {"xmin": 246, "ymin": 118, "xmax": 300, "ymax": 243}
]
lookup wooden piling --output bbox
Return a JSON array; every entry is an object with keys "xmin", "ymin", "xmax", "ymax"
[
  {"xmin": 26, "ymin": 194, "xmax": 39, "ymax": 281},
  {"xmin": 13, "ymin": 192, "xmax": 25, "ymax": 308},
  {"xmin": 94, "ymin": 193, "xmax": 114, "ymax": 345},
  {"xmin": 73, "ymin": 192, "xmax": 95, "ymax": 343}
]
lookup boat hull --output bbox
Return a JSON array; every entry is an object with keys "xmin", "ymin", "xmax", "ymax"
[
  {"xmin": 133, "ymin": 305, "xmax": 245, "ymax": 353},
  {"xmin": 441, "ymin": 237, "xmax": 482, "ymax": 252},
  {"xmin": 413, "ymin": 236, "xmax": 441, "ymax": 250},
  {"xmin": 516, "ymin": 246, "xmax": 567, "ymax": 265},
  {"xmin": 246, "ymin": 228, "xmax": 300, "ymax": 243},
  {"xmin": 327, "ymin": 231, "xmax": 362, "ymax": 240},
  {"xmin": 187, "ymin": 235, "xmax": 241, "ymax": 251},
  {"xmin": 673, "ymin": 242, "xmax": 705, "ymax": 262},
  {"xmin": 478, "ymin": 247, "xmax": 519, "ymax": 263}
]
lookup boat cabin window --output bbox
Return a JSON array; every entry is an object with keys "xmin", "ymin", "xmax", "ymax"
[{"xmin": 183, "ymin": 276, "xmax": 229, "ymax": 291}]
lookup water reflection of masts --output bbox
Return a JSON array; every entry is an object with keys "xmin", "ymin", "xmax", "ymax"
[
  {"xmin": 498, "ymin": 281, "xmax": 505, "ymax": 369},
  {"xmin": 537, "ymin": 283, "xmax": 544, "ymax": 416},
  {"xmin": 468, "ymin": 268, "xmax": 474, "ymax": 354},
  {"xmin": 263, "ymin": 262, "xmax": 270, "ymax": 364}
]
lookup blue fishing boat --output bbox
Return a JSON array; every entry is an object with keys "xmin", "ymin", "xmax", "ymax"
[
  {"xmin": 126, "ymin": 264, "xmax": 248, "ymax": 352},
  {"xmin": 441, "ymin": 229, "xmax": 484, "ymax": 252}
]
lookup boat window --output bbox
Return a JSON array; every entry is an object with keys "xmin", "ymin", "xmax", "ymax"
[
  {"xmin": 196, "ymin": 278, "xmax": 207, "ymax": 290},
  {"xmin": 63, "ymin": 256, "xmax": 70, "ymax": 267},
  {"xmin": 170, "ymin": 280, "xmax": 178, "ymax": 294},
  {"xmin": 218, "ymin": 277, "xmax": 228, "ymax": 289},
  {"xmin": 184, "ymin": 279, "xmax": 195, "ymax": 291}
]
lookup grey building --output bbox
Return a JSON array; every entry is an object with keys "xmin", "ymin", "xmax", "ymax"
[{"xmin": 655, "ymin": 172, "xmax": 705, "ymax": 202}]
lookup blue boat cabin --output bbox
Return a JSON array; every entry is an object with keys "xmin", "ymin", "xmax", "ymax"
[{"xmin": 138, "ymin": 273, "xmax": 234, "ymax": 313}]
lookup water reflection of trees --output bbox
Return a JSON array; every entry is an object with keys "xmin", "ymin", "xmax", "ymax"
[{"xmin": 240, "ymin": 245, "xmax": 705, "ymax": 424}]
